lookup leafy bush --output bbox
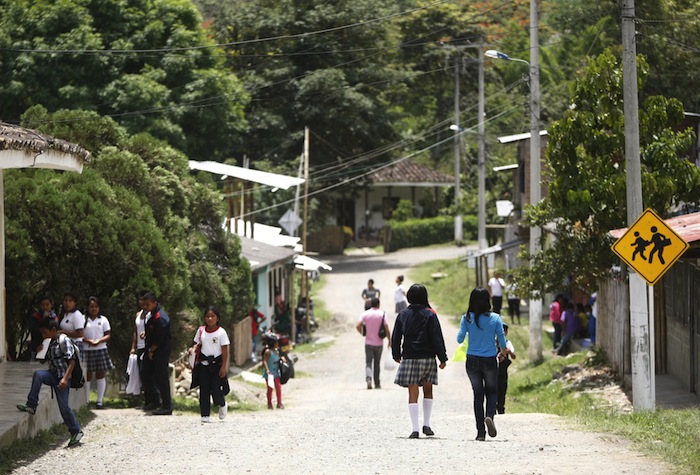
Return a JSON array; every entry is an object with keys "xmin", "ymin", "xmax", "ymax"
[{"xmin": 386, "ymin": 215, "xmax": 476, "ymax": 251}]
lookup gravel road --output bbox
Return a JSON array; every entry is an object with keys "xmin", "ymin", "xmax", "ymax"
[{"xmin": 11, "ymin": 246, "xmax": 668, "ymax": 475}]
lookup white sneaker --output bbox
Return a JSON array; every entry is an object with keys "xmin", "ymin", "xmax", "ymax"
[
  {"xmin": 218, "ymin": 402, "xmax": 227, "ymax": 420},
  {"xmin": 201, "ymin": 416, "xmax": 210, "ymax": 423}
]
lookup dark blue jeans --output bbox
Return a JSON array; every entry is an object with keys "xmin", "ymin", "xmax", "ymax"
[
  {"xmin": 27, "ymin": 369, "xmax": 81, "ymax": 435},
  {"xmin": 466, "ymin": 355, "xmax": 499, "ymax": 437}
]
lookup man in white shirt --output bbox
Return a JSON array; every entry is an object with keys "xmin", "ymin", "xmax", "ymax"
[{"xmin": 487, "ymin": 271, "xmax": 505, "ymax": 315}]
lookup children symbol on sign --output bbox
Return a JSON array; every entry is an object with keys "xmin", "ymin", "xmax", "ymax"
[
  {"xmin": 631, "ymin": 231, "xmax": 650, "ymax": 261},
  {"xmin": 648, "ymin": 226, "xmax": 671, "ymax": 265}
]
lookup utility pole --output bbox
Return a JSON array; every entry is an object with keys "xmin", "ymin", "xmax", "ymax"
[
  {"xmin": 303, "ymin": 126, "xmax": 311, "ymax": 335},
  {"xmin": 621, "ymin": 0, "xmax": 654, "ymax": 410},
  {"xmin": 445, "ymin": 43, "xmax": 487, "ymax": 249},
  {"xmin": 452, "ymin": 52, "xmax": 463, "ymax": 245},
  {"xmin": 477, "ymin": 41, "xmax": 487, "ymax": 251},
  {"xmin": 528, "ymin": 0, "xmax": 543, "ymax": 362}
]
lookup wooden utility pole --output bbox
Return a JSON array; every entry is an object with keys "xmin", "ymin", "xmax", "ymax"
[
  {"xmin": 528, "ymin": 0, "xmax": 543, "ymax": 363},
  {"xmin": 621, "ymin": 0, "xmax": 654, "ymax": 410}
]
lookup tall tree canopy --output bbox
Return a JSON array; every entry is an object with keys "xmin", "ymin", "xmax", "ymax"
[{"xmin": 0, "ymin": 0, "xmax": 249, "ymax": 161}]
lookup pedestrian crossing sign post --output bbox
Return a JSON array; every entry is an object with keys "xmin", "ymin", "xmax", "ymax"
[{"xmin": 611, "ymin": 208, "xmax": 690, "ymax": 285}]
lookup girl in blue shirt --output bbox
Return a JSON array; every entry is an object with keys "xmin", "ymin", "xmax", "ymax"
[{"xmin": 457, "ymin": 287, "xmax": 509, "ymax": 441}]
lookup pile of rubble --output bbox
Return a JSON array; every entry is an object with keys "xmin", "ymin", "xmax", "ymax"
[
  {"xmin": 552, "ymin": 356, "xmax": 633, "ymax": 413},
  {"xmin": 174, "ymin": 362, "xmax": 199, "ymax": 401}
]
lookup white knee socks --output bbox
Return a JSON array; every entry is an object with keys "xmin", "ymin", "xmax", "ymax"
[
  {"xmin": 96, "ymin": 378, "xmax": 107, "ymax": 403},
  {"xmin": 85, "ymin": 380, "xmax": 92, "ymax": 403},
  {"xmin": 408, "ymin": 403, "xmax": 419, "ymax": 432},
  {"xmin": 423, "ymin": 398, "xmax": 433, "ymax": 427}
]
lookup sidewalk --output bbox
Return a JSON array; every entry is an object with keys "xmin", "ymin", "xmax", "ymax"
[{"xmin": 0, "ymin": 361, "xmax": 85, "ymax": 449}]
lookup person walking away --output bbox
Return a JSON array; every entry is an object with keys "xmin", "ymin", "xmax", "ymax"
[
  {"xmin": 496, "ymin": 323, "xmax": 516, "ymax": 415},
  {"xmin": 17, "ymin": 317, "xmax": 84, "ymax": 447},
  {"xmin": 487, "ymin": 272, "xmax": 505, "ymax": 315},
  {"xmin": 83, "ymin": 296, "xmax": 115, "ymax": 409},
  {"xmin": 393, "ymin": 275, "xmax": 408, "ymax": 315},
  {"xmin": 361, "ymin": 279, "xmax": 381, "ymax": 310},
  {"xmin": 505, "ymin": 274, "xmax": 521, "ymax": 325},
  {"xmin": 457, "ymin": 287, "xmax": 509, "ymax": 441},
  {"xmin": 556, "ymin": 301, "xmax": 580, "ymax": 356},
  {"xmin": 356, "ymin": 297, "xmax": 391, "ymax": 389},
  {"xmin": 128, "ymin": 291, "xmax": 150, "ymax": 404},
  {"xmin": 143, "ymin": 292, "xmax": 173, "ymax": 415},
  {"xmin": 262, "ymin": 336, "xmax": 286, "ymax": 409},
  {"xmin": 190, "ymin": 306, "xmax": 230, "ymax": 422},
  {"xmin": 549, "ymin": 294, "xmax": 565, "ymax": 350},
  {"xmin": 60, "ymin": 292, "xmax": 85, "ymax": 355},
  {"xmin": 392, "ymin": 284, "xmax": 447, "ymax": 439}
]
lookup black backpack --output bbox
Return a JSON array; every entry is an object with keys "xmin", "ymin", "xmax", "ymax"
[{"xmin": 59, "ymin": 334, "xmax": 85, "ymax": 389}]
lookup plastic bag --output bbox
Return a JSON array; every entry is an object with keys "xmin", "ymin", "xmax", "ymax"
[
  {"xmin": 267, "ymin": 373, "xmax": 275, "ymax": 388},
  {"xmin": 452, "ymin": 341, "xmax": 468, "ymax": 362},
  {"xmin": 384, "ymin": 351, "xmax": 397, "ymax": 371}
]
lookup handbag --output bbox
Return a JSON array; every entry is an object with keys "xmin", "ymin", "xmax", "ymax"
[{"xmin": 378, "ymin": 313, "xmax": 387, "ymax": 339}]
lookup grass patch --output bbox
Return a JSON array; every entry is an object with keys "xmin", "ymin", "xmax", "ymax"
[
  {"xmin": 410, "ymin": 254, "xmax": 477, "ymax": 320},
  {"xmin": 0, "ymin": 406, "xmax": 94, "ymax": 474},
  {"xmin": 293, "ymin": 340, "xmax": 334, "ymax": 354}
]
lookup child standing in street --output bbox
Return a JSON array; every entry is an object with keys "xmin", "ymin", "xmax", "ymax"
[
  {"xmin": 17, "ymin": 317, "xmax": 84, "ymax": 447},
  {"xmin": 262, "ymin": 336, "xmax": 286, "ymax": 409},
  {"xmin": 191, "ymin": 306, "xmax": 230, "ymax": 423},
  {"xmin": 496, "ymin": 323, "xmax": 516, "ymax": 414},
  {"xmin": 83, "ymin": 296, "xmax": 115, "ymax": 409}
]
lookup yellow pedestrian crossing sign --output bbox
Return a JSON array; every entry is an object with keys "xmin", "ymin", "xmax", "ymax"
[{"xmin": 611, "ymin": 208, "xmax": 689, "ymax": 285}]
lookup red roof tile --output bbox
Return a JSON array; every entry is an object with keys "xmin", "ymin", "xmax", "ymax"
[{"xmin": 369, "ymin": 159, "xmax": 454, "ymax": 185}]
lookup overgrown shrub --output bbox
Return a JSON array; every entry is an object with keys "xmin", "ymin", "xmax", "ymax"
[{"xmin": 386, "ymin": 215, "xmax": 476, "ymax": 251}]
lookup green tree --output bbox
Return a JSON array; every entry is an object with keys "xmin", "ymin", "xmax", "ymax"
[
  {"xmin": 518, "ymin": 49, "xmax": 700, "ymax": 296},
  {"xmin": 0, "ymin": 0, "xmax": 248, "ymax": 161},
  {"xmin": 6, "ymin": 106, "xmax": 253, "ymax": 367}
]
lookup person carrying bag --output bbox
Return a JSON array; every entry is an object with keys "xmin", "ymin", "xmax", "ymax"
[{"xmin": 356, "ymin": 297, "xmax": 391, "ymax": 390}]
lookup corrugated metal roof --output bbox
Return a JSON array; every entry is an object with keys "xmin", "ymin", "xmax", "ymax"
[
  {"xmin": 369, "ymin": 159, "xmax": 454, "ymax": 186},
  {"xmin": 189, "ymin": 160, "xmax": 304, "ymax": 190},
  {"xmin": 497, "ymin": 130, "xmax": 548, "ymax": 144},
  {"xmin": 610, "ymin": 211, "xmax": 700, "ymax": 244},
  {"xmin": 238, "ymin": 235, "xmax": 297, "ymax": 272}
]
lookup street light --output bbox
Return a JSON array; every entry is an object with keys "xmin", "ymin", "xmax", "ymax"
[
  {"xmin": 485, "ymin": 50, "xmax": 530, "ymax": 67},
  {"xmin": 485, "ymin": 45, "xmax": 543, "ymax": 362}
]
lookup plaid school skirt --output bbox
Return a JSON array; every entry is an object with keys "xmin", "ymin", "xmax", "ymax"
[
  {"xmin": 84, "ymin": 348, "xmax": 115, "ymax": 372},
  {"xmin": 394, "ymin": 358, "xmax": 438, "ymax": 387}
]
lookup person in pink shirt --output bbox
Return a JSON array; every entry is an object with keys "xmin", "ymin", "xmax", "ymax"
[
  {"xmin": 356, "ymin": 298, "xmax": 391, "ymax": 389},
  {"xmin": 549, "ymin": 294, "xmax": 565, "ymax": 350}
]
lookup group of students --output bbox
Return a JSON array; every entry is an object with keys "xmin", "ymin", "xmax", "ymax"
[
  {"xmin": 358, "ymin": 276, "xmax": 516, "ymax": 441},
  {"xmin": 549, "ymin": 293, "xmax": 596, "ymax": 355},
  {"xmin": 18, "ymin": 292, "xmax": 118, "ymax": 447}
]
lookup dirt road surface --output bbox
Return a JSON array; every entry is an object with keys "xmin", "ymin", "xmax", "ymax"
[{"xmin": 11, "ymin": 246, "xmax": 667, "ymax": 474}]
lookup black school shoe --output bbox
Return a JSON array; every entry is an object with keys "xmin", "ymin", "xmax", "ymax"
[
  {"xmin": 422, "ymin": 426, "xmax": 435, "ymax": 436},
  {"xmin": 152, "ymin": 407, "xmax": 173, "ymax": 415},
  {"xmin": 408, "ymin": 431, "xmax": 419, "ymax": 439},
  {"xmin": 485, "ymin": 417, "xmax": 497, "ymax": 437}
]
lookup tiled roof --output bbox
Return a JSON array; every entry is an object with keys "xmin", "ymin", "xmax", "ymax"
[
  {"xmin": 0, "ymin": 123, "xmax": 91, "ymax": 162},
  {"xmin": 369, "ymin": 159, "xmax": 454, "ymax": 185}
]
